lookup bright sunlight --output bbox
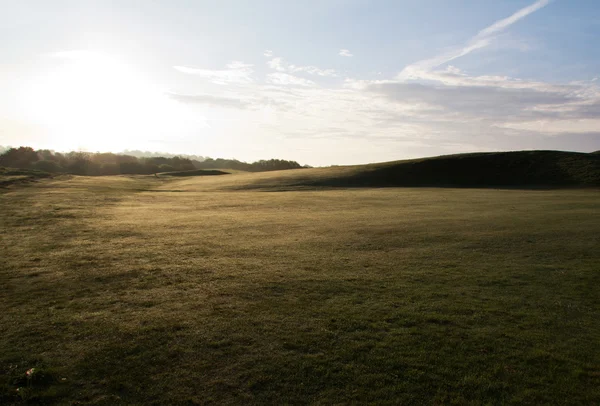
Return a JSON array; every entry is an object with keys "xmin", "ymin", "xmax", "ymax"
[{"xmin": 21, "ymin": 51, "xmax": 190, "ymax": 152}]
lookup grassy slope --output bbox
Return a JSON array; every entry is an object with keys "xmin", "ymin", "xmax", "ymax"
[
  {"xmin": 159, "ymin": 169, "xmax": 230, "ymax": 177},
  {"xmin": 1, "ymin": 162, "xmax": 599, "ymax": 404},
  {"xmin": 0, "ymin": 167, "xmax": 55, "ymax": 188},
  {"xmin": 336, "ymin": 150, "xmax": 600, "ymax": 188},
  {"xmin": 185, "ymin": 150, "xmax": 598, "ymax": 191}
]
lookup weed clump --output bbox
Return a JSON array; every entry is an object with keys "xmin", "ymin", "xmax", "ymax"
[{"xmin": 1, "ymin": 363, "xmax": 66, "ymax": 404}]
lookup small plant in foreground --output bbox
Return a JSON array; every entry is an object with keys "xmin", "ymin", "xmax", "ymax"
[{"xmin": 1, "ymin": 364, "xmax": 65, "ymax": 403}]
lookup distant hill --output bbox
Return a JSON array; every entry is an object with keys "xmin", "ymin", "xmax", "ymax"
[
  {"xmin": 160, "ymin": 169, "xmax": 229, "ymax": 177},
  {"xmin": 228, "ymin": 151, "xmax": 600, "ymax": 190},
  {"xmin": 2, "ymin": 150, "xmax": 599, "ymax": 190}
]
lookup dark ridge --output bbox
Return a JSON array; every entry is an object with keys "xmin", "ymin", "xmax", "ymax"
[
  {"xmin": 327, "ymin": 151, "xmax": 599, "ymax": 188},
  {"xmin": 160, "ymin": 169, "xmax": 230, "ymax": 177},
  {"xmin": 322, "ymin": 151, "xmax": 600, "ymax": 188},
  {"xmin": 236, "ymin": 150, "xmax": 600, "ymax": 190}
]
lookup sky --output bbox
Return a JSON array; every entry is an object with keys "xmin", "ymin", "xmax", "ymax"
[{"xmin": 0, "ymin": 0, "xmax": 599, "ymax": 166}]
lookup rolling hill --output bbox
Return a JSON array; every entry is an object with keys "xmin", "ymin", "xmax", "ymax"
[
  {"xmin": 2, "ymin": 150, "xmax": 599, "ymax": 191},
  {"xmin": 197, "ymin": 150, "xmax": 600, "ymax": 191},
  {"xmin": 159, "ymin": 169, "xmax": 230, "ymax": 177},
  {"xmin": 0, "ymin": 167, "xmax": 55, "ymax": 188}
]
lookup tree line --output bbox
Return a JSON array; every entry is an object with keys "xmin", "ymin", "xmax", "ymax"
[{"xmin": 0, "ymin": 146, "xmax": 306, "ymax": 176}]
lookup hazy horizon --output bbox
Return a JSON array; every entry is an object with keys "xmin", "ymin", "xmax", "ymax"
[{"xmin": 1, "ymin": 0, "xmax": 599, "ymax": 166}]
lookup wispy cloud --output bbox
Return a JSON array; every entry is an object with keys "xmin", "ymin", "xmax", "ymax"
[
  {"xmin": 393, "ymin": 65, "xmax": 573, "ymax": 93},
  {"xmin": 366, "ymin": 79, "xmax": 575, "ymax": 119},
  {"xmin": 266, "ymin": 54, "xmax": 337, "ymax": 77},
  {"xmin": 168, "ymin": 0, "xmax": 599, "ymax": 163},
  {"xmin": 398, "ymin": 0, "xmax": 550, "ymax": 79},
  {"xmin": 167, "ymin": 92, "xmax": 251, "ymax": 109},
  {"xmin": 339, "ymin": 49, "xmax": 354, "ymax": 57},
  {"xmin": 267, "ymin": 57, "xmax": 286, "ymax": 72},
  {"xmin": 263, "ymin": 50, "xmax": 273, "ymax": 57},
  {"xmin": 174, "ymin": 61, "xmax": 254, "ymax": 84},
  {"xmin": 266, "ymin": 73, "xmax": 316, "ymax": 87},
  {"xmin": 477, "ymin": 0, "xmax": 549, "ymax": 38},
  {"xmin": 290, "ymin": 64, "xmax": 337, "ymax": 77}
]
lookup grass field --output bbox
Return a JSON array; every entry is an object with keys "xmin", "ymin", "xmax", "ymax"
[{"xmin": 1, "ymin": 171, "xmax": 599, "ymax": 404}]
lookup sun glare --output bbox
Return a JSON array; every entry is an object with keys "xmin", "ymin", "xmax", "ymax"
[{"xmin": 22, "ymin": 51, "xmax": 187, "ymax": 152}]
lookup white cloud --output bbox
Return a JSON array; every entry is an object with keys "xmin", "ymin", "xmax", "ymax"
[
  {"xmin": 167, "ymin": 92, "xmax": 251, "ymax": 109},
  {"xmin": 478, "ymin": 0, "xmax": 549, "ymax": 38},
  {"xmin": 398, "ymin": 0, "xmax": 550, "ymax": 78},
  {"xmin": 264, "ymin": 50, "xmax": 273, "ymax": 57},
  {"xmin": 267, "ymin": 57, "xmax": 286, "ymax": 72},
  {"xmin": 367, "ymin": 79, "xmax": 576, "ymax": 119},
  {"xmin": 166, "ymin": 0, "xmax": 598, "ymax": 165},
  {"xmin": 266, "ymin": 73, "xmax": 316, "ymax": 87},
  {"xmin": 497, "ymin": 119, "xmax": 600, "ymax": 134},
  {"xmin": 266, "ymin": 55, "xmax": 337, "ymax": 77},
  {"xmin": 327, "ymin": 0, "xmax": 598, "ymax": 152},
  {"xmin": 176, "ymin": 59, "xmax": 600, "ymax": 157},
  {"xmin": 397, "ymin": 65, "xmax": 574, "ymax": 93},
  {"xmin": 339, "ymin": 49, "xmax": 354, "ymax": 57},
  {"xmin": 226, "ymin": 61, "xmax": 253, "ymax": 70},
  {"xmin": 289, "ymin": 65, "xmax": 337, "ymax": 77},
  {"xmin": 174, "ymin": 61, "xmax": 254, "ymax": 84}
]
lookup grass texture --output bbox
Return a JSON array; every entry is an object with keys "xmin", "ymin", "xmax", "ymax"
[{"xmin": 0, "ymin": 171, "xmax": 598, "ymax": 404}]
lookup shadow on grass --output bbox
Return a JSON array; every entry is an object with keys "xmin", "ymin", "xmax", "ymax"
[{"xmin": 230, "ymin": 151, "xmax": 600, "ymax": 191}]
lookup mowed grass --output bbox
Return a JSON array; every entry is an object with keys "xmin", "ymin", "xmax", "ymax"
[{"xmin": 0, "ymin": 173, "xmax": 599, "ymax": 405}]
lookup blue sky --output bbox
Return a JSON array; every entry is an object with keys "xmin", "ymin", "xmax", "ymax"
[{"xmin": 1, "ymin": 0, "xmax": 599, "ymax": 165}]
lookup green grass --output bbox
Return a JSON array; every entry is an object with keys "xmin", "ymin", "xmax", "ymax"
[{"xmin": 1, "ymin": 171, "xmax": 599, "ymax": 405}]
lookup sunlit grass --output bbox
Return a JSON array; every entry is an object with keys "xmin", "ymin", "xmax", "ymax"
[{"xmin": 1, "ymin": 173, "xmax": 599, "ymax": 404}]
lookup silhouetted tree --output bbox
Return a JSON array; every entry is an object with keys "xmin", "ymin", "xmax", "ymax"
[
  {"xmin": 33, "ymin": 160, "xmax": 63, "ymax": 173},
  {"xmin": 0, "ymin": 147, "xmax": 39, "ymax": 168},
  {"xmin": 0, "ymin": 146, "xmax": 306, "ymax": 176}
]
